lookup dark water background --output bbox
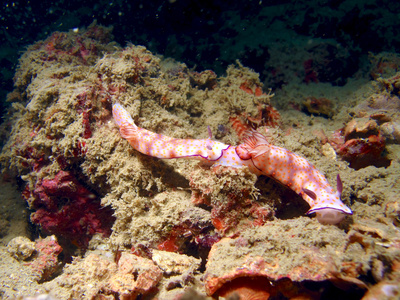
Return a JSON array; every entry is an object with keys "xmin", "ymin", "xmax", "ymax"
[{"xmin": 1, "ymin": 0, "xmax": 399, "ymax": 119}]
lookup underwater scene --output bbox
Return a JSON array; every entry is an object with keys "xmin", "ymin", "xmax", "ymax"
[{"xmin": 0, "ymin": 0, "xmax": 400, "ymax": 299}]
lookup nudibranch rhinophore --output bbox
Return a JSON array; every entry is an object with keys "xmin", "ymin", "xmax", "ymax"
[{"xmin": 112, "ymin": 103, "xmax": 352, "ymax": 224}]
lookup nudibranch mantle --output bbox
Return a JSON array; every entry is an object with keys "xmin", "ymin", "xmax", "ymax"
[{"xmin": 112, "ymin": 103, "xmax": 352, "ymax": 224}]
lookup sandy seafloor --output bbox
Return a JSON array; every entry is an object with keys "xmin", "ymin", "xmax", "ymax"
[{"xmin": 0, "ymin": 24, "xmax": 400, "ymax": 300}]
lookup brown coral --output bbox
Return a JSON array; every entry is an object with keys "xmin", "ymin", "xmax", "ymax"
[
  {"xmin": 26, "ymin": 236, "xmax": 63, "ymax": 282},
  {"xmin": 107, "ymin": 252, "xmax": 163, "ymax": 299},
  {"xmin": 215, "ymin": 276, "xmax": 273, "ymax": 299},
  {"xmin": 330, "ymin": 117, "xmax": 391, "ymax": 170},
  {"xmin": 204, "ymin": 219, "xmax": 372, "ymax": 299},
  {"xmin": 302, "ymin": 96, "xmax": 335, "ymax": 118},
  {"xmin": 189, "ymin": 166, "xmax": 272, "ymax": 234},
  {"xmin": 343, "ymin": 118, "xmax": 379, "ymax": 141}
]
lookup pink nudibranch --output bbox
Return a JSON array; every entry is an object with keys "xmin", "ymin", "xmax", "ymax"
[{"xmin": 112, "ymin": 103, "xmax": 352, "ymax": 224}]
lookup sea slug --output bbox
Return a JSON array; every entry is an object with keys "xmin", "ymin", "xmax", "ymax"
[{"xmin": 112, "ymin": 103, "xmax": 352, "ymax": 224}]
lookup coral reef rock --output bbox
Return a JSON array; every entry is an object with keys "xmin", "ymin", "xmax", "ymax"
[
  {"xmin": 7, "ymin": 236, "xmax": 36, "ymax": 261},
  {"xmin": 205, "ymin": 218, "xmax": 400, "ymax": 299}
]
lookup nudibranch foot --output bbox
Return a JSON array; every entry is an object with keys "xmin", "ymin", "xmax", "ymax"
[{"xmin": 314, "ymin": 208, "xmax": 346, "ymax": 225}]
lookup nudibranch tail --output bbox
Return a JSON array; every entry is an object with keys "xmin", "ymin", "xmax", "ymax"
[
  {"xmin": 112, "ymin": 103, "xmax": 136, "ymax": 127},
  {"xmin": 112, "ymin": 103, "xmax": 236, "ymax": 162}
]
